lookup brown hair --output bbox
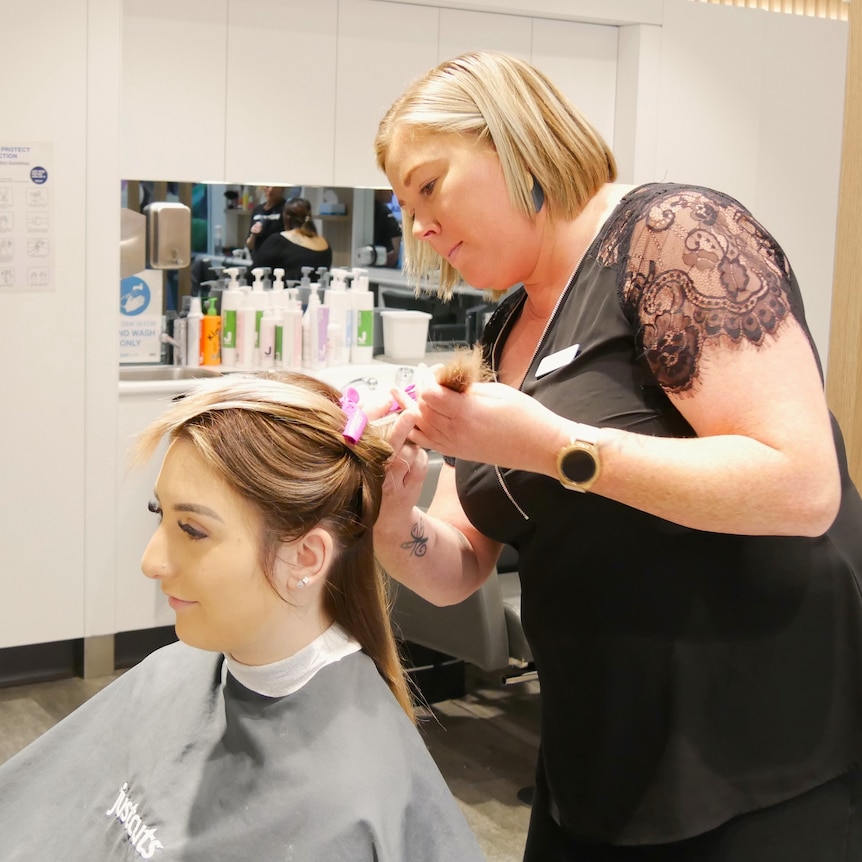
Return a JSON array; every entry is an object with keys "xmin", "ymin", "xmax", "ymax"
[
  {"xmin": 133, "ymin": 371, "xmax": 414, "ymax": 719},
  {"xmin": 283, "ymin": 197, "xmax": 319, "ymax": 238}
]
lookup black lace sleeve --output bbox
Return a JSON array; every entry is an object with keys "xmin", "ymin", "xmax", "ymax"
[{"xmin": 618, "ymin": 186, "xmax": 794, "ymax": 394}]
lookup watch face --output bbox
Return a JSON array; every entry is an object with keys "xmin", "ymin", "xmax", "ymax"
[{"xmin": 561, "ymin": 447, "xmax": 596, "ymax": 483}]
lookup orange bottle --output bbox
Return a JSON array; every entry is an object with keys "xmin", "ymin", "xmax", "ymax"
[{"xmin": 201, "ymin": 297, "xmax": 221, "ymax": 365}]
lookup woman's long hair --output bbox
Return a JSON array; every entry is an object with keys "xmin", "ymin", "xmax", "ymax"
[{"xmin": 133, "ymin": 371, "xmax": 414, "ymax": 719}]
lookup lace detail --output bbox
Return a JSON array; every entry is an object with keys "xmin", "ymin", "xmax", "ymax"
[{"xmin": 603, "ymin": 185, "xmax": 794, "ymax": 393}]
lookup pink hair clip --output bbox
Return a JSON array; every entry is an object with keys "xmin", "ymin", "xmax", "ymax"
[
  {"xmin": 339, "ymin": 387, "xmax": 368, "ymax": 444},
  {"xmin": 386, "ymin": 383, "xmax": 417, "ymax": 414}
]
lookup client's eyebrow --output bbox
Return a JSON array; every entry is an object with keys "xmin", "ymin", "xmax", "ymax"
[{"xmin": 173, "ymin": 502, "xmax": 224, "ymax": 522}]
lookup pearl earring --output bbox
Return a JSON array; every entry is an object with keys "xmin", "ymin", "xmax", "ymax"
[{"xmin": 296, "ymin": 576, "xmax": 310, "ymax": 589}]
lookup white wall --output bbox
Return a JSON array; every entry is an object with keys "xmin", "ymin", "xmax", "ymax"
[
  {"xmin": 0, "ymin": 0, "xmax": 849, "ymax": 651},
  {"xmin": 614, "ymin": 24, "xmax": 662, "ymax": 185},
  {"xmin": 0, "ymin": 0, "xmax": 119, "ymax": 649},
  {"xmin": 654, "ymin": 0, "xmax": 847, "ymax": 364}
]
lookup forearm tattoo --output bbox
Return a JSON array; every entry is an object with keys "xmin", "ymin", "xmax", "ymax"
[{"xmin": 400, "ymin": 516, "xmax": 429, "ymax": 557}]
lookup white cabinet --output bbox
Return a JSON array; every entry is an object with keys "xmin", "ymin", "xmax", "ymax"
[
  {"xmin": 371, "ymin": 0, "xmax": 662, "ymax": 26},
  {"xmin": 438, "ymin": 8, "xmax": 531, "ymax": 62},
  {"xmin": 224, "ymin": 0, "xmax": 338, "ymax": 185},
  {"xmin": 121, "ymin": 0, "xmax": 228, "ymax": 181},
  {"xmin": 333, "ymin": 0, "xmax": 440, "ymax": 188},
  {"xmin": 120, "ymin": 1, "xmax": 618, "ymax": 189},
  {"xmin": 531, "ymin": 18, "xmax": 618, "ymax": 151}
]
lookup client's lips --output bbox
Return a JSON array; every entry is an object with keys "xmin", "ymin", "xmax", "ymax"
[
  {"xmin": 167, "ymin": 595, "xmax": 197, "ymax": 610},
  {"xmin": 446, "ymin": 242, "xmax": 462, "ymax": 262}
]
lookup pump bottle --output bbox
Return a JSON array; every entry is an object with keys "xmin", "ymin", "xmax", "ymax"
[
  {"xmin": 220, "ymin": 267, "xmax": 242, "ymax": 366},
  {"xmin": 302, "ymin": 283, "xmax": 329, "ymax": 370},
  {"xmin": 350, "ymin": 268, "xmax": 375, "ymax": 362},
  {"xmin": 172, "ymin": 307, "xmax": 188, "ymax": 367},
  {"xmin": 281, "ymin": 288, "xmax": 303, "ymax": 370},
  {"xmin": 236, "ymin": 288, "xmax": 256, "ymax": 368},
  {"xmin": 201, "ymin": 297, "xmax": 221, "ymax": 365},
  {"xmin": 249, "ymin": 267, "xmax": 269, "ymax": 365},
  {"xmin": 325, "ymin": 268, "xmax": 352, "ymax": 366},
  {"xmin": 258, "ymin": 295, "xmax": 277, "ymax": 369},
  {"xmin": 186, "ymin": 296, "xmax": 204, "ymax": 367},
  {"xmin": 299, "ymin": 266, "xmax": 314, "ymax": 308}
]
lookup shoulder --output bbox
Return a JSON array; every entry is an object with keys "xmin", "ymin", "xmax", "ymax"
[
  {"xmin": 257, "ymin": 232, "xmax": 288, "ymax": 254},
  {"xmin": 112, "ymin": 642, "xmax": 222, "ymax": 703},
  {"xmin": 617, "ymin": 183, "xmax": 797, "ymax": 393},
  {"xmin": 623, "ymin": 183, "xmax": 786, "ymax": 261},
  {"xmin": 300, "ymin": 655, "xmax": 482, "ymax": 858},
  {"xmin": 620, "ymin": 181, "xmax": 792, "ymax": 290},
  {"xmin": 0, "ymin": 643, "xmax": 222, "ymax": 771},
  {"xmin": 303, "ymin": 653, "xmax": 430, "ymax": 761}
]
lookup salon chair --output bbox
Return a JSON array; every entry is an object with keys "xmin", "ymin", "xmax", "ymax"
[{"xmin": 387, "ymin": 453, "xmax": 534, "ymax": 682}]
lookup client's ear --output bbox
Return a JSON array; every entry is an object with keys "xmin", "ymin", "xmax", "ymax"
[{"xmin": 274, "ymin": 527, "xmax": 335, "ymax": 593}]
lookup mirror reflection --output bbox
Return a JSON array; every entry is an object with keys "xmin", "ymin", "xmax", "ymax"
[{"xmin": 120, "ymin": 180, "xmax": 496, "ymax": 365}]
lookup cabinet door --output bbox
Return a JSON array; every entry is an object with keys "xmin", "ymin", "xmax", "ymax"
[
  {"xmin": 334, "ymin": 0, "xmax": 440, "ymax": 188},
  {"xmin": 224, "ymin": 0, "xmax": 338, "ymax": 185},
  {"xmin": 531, "ymin": 18, "xmax": 618, "ymax": 149},
  {"xmin": 438, "ymin": 8, "xmax": 531, "ymax": 62},
  {"xmin": 121, "ymin": 0, "xmax": 228, "ymax": 181}
]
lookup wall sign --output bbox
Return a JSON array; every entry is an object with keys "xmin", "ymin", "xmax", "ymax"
[
  {"xmin": 119, "ymin": 269, "xmax": 164, "ymax": 364},
  {"xmin": 0, "ymin": 141, "xmax": 54, "ymax": 293}
]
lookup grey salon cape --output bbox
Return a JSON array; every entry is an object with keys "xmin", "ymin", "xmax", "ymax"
[{"xmin": 0, "ymin": 638, "xmax": 485, "ymax": 861}]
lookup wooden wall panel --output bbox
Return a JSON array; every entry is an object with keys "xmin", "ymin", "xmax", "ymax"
[{"xmin": 826, "ymin": 0, "xmax": 862, "ymax": 482}]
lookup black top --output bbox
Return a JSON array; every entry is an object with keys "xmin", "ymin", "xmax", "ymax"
[
  {"xmin": 246, "ymin": 200, "xmax": 285, "ymax": 251},
  {"xmin": 251, "ymin": 233, "xmax": 333, "ymax": 281},
  {"xmin": 457, "ymin": 183, "xmax": 862, "ymax": 845}
]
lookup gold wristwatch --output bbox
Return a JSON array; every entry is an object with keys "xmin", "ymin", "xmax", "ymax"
[{"xmin": 556, "ymin": 425, "xmax": 601, "ymax": 493}]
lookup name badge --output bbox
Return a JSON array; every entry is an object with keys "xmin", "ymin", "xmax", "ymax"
[{"xmin": 535, "ymin": 344, "xmax": 580, "ymax": 379}]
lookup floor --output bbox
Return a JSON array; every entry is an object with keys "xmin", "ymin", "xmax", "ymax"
[{"xmin": 0, "ymin": 662, "xmax": 540, "ymax": 862}]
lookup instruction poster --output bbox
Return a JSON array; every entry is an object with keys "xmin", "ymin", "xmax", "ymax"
[
  {"xmin": 0, "ymin": 142, "xmax": 54, "ymax": 293},
  {"xmin": 119, "ymin": 269, "xmax": 164, "ymax": 364}
]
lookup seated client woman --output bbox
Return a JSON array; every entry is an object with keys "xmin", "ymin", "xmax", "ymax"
[
  {"xmin": 0, "ymin": 371, "xmax": 484, "ymax": 862},
  {"xmin": 251, "ymin": 196, "xmax": 333, "ymax": 280}
]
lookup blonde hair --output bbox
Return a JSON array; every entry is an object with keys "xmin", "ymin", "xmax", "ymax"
[
  {"xmin": 133, "ymin": 371, "xmax": 414, "ymax": 720},
  {"xmin": 375, "ymin": 51, "xmax": 617, "ymax": 298}
]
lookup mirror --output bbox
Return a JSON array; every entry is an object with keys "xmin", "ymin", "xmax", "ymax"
[{"xmin": 121, "ymin": 180, "xmax": 495, "ymax": 353}]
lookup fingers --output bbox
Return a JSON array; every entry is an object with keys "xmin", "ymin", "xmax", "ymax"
[
  {"xmin": 383, "ymin": 441, "xmax": 427, "ymax": 496},
  {"xmin": 362, "ymin": 389, "xmax": 400, "ymax": 422},
  {"xmin": 382, "ymin": 407, "xmax": 419, "ymax": 451}
]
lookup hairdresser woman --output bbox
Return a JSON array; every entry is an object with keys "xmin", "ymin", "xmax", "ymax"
[{"xmin": 372, "ymin": 51, "xmax": 862, "ymax": 862}]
